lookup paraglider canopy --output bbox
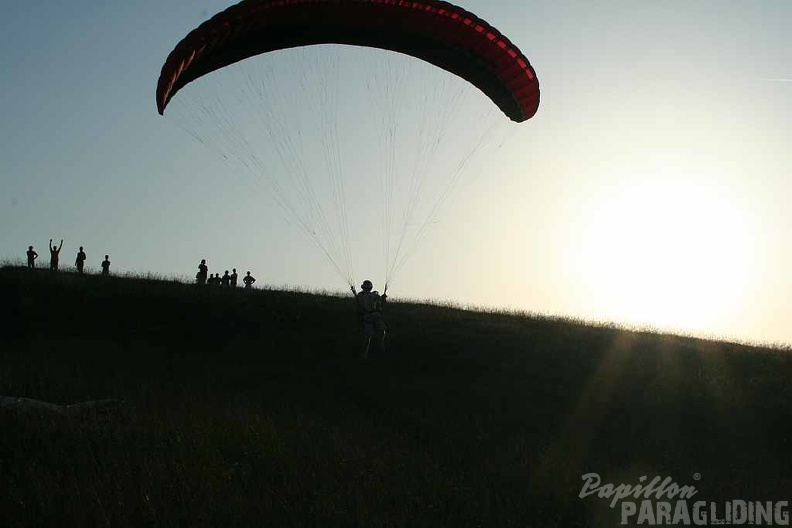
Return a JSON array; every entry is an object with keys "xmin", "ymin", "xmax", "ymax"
[
  {"xmin": 156, "ymin": 0, "xmax": 540, "ymax": 122},
  {"xmin": 157, "ymin": 0, "xmax": 541, "ymax": 290}
]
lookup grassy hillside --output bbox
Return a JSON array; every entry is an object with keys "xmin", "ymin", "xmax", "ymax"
[{"xmin": 2, "ymin": 266, "xmax": 791, "ymax": 527}]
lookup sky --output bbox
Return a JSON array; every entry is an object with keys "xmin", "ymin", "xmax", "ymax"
[{"xmin": 1, "ymin": 1, "xmax": 790, "ymax": 346}]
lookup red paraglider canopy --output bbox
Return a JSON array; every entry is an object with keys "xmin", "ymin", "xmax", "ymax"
[{"xmin": 156, "ymin": 0, "xmax": 540, "ymax": 122}]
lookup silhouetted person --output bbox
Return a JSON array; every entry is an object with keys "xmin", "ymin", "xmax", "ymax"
[
  {"xmin": 208, "ymin": 273, "xmax": 221, "ymax": 286},
  {"xmin": 196, "ymin": 259, "xmax": 208, "ymax": 285},
  {"xmin": 49, "ymin": 239, "xmax": 63, "ymax": 271},
  {"xmin": 230, "ymin": 268, "xmax": 238, "ymax": 287},
  {"xmin": 351, "ymin": 280, "xmax": 387, "ymax": 359},
  {"xmin": 243, "ymin": 271, "xmax": 256, "ymax": 289},
  {"xmin": 101, "ymin": 255, "xmax": 110, "ymax": 275},
  {"xmin": 26, "ymin": 246, "xmax": 38, "ymax": 269},
  {"xmin": 220, "ymin": 270, "xmax": 231, "ymax": 287},
  {"xmin": 75, "ymin": 246, "xmax": 87, "ymax": 274}
]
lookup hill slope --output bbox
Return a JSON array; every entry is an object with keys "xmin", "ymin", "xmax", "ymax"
[{"xmin": 2, "ymin": 267, "xmax": 791, "ymax": 527}]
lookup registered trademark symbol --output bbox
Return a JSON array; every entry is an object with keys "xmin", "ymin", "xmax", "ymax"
[{"xmin": 693, "ymin": 473, "xmax": 701, "ymax": 481}]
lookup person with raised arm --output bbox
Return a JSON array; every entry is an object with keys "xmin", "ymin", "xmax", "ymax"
[{"xmin": 49, "ymin": 239, "xmax": 63, "ymax": 271}]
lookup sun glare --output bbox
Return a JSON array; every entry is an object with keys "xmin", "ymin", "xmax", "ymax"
[{"xmin": 570, "ymin": 170, "xmax": 759, "ymax": 335}]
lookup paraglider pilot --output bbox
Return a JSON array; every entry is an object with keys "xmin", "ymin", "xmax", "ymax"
[{"xmin": 351, "ymin": 280, "xmax": 387, "ymax": 359}]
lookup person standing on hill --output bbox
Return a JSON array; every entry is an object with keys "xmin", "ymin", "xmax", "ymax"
[
  {"xmin": 101, "ymin": 255, "xmax": 111, "ymax": 276},
  {"xmin": 75, "ymin": 246, "xmax": 87, "ymax": 274},
  {"xmin": 230, "ymin": 269, "xmax": 238, "ymax": 288},
  {"xmin": 26, "ymin": 246, "xmax": 38, "ymax": 269},
  {"xmin": 243, "ymin": 271, "xmax": 256, "ymax": 289},
  {"xmin": 49, "ymin": 239, "xmax": 63, "ymax": 271},
  {"xmin": 220, "ymin": 270, "xmax": 231, "ymax": 287},
  {"xmin": 196, "ymin": 259, "xmax": 208, "ymax": 285},
  {"xmin": 351, "ymin": 280, "xmax": 387, "ymax": 359}
]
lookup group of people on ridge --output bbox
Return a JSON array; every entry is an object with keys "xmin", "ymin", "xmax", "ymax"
[
  {"xmin": 26, "ymin": 240, "xmax": 110, "ymax": 276},
  {"xmin": 196, "ymin": 259, "xmax": 256, "ymax": 289}
]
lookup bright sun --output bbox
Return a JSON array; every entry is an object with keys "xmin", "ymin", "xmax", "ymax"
[{"xmin": 571, "ymin": 170, "xmax": 759, "ymax": 335}]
